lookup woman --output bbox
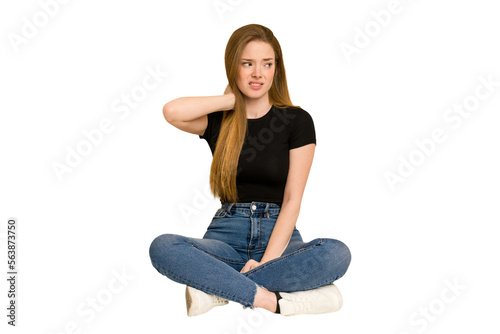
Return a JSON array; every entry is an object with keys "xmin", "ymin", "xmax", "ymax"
[{"xmin": 149, "ymin": 24, "xmax": 351, "ymax": 316}]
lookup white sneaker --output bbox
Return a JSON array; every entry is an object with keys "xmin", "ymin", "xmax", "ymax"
[
  {"xmin": 277, "ymin": 284, "xmax": 343, "ymax": 316},
  {"xmin": 185, "ymin": 285, "xmax": 229, "ymax": 316}
]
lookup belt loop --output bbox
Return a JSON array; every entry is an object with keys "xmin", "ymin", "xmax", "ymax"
[
  {"xmin": 226, "ymin": 203, "xmax": 234, "ymax": 213},
  {"xmin": 264, "ymin": 202, "xmax": 269, "ymax": 213}
]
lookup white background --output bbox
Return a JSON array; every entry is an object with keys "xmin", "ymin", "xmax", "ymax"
[{"xmin": 1, "ymin": 0, "xmax": 499, "ymax": 333}]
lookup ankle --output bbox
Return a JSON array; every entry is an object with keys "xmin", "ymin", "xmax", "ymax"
[
  {"xmin": 274, "ymin": 291, "xmax": 282, "ymax": 314},
  {"xmin": 253, "ymin": 287, "xmax": 277, "ymax": 313}
]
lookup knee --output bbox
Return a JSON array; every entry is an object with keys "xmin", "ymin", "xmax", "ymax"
[
  {"xmin": 149, "ymin": 233, "xmax": 186, "ymax": 264},
  {"xmin": 321, "ymin": 238, "xmax": 351, "ymax": 277}
]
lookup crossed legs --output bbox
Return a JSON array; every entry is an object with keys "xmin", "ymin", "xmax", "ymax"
[{"xmin": 149, "ymin": 233, "xmax": 351, "ymax": 311}]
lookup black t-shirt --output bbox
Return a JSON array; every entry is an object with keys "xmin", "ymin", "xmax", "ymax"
[{"xmin": 199, "ymin": 105, "xmax": 316, "ymax": 207}]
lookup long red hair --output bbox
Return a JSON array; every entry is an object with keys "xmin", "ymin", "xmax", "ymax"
[{"xmin": 210, "ymin": 24, "xmax": 298, "ymax": 203}]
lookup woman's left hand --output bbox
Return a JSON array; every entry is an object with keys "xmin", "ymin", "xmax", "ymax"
[{"xmin": 240, "ymin": 259, "xmax": 263, "ymax": 273}]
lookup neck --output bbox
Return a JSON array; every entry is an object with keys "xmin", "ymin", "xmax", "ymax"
[{"xmin": 244, "ymin": 95, "xmax": 272, "ymax": 118}]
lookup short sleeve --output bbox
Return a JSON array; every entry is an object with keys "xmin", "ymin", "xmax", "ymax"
[
  {"xmin": 289, "ymin": 108, "xmax": 316, "ymax": 149},
  {"xmin": 199, "ymin": 111, "xmax": 224, "ymax": 153}
]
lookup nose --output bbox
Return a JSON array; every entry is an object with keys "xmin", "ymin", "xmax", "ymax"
[{"xmin": 252, "ymin": 66, "xmax": 262, "ymax": 78}]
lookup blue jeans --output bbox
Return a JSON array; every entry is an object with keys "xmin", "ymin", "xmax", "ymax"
[{"xmin": 149, "ymin": 202, "xmax": 351, "ymax": 308}]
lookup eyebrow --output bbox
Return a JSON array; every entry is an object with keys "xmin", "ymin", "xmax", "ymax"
[{"xmin": 241, "ymin": 58, "xmax": 274, "ymax": 61}]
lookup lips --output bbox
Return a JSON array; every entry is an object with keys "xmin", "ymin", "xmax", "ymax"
[{"xmin": 249, "ymin": 81, "xmax": 263, "ymax": 86}]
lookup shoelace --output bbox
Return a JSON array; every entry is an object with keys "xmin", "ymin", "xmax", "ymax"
[
  {"xmin": 212, "ymin": 295, "xmax": 227, "ymax": 305},
  {"xmin": 287, "ymin": 292, "xmax": 318, "ymax": 313}
]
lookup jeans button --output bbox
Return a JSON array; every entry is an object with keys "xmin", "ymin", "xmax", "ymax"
[{"xmin": 251, "ymin": 204, "xmax": 257, "ymax": 210}]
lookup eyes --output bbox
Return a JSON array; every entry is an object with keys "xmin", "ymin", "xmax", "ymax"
[{"xmin": 242, "ymin": 62, "xmax": 273, "ymax": 68}]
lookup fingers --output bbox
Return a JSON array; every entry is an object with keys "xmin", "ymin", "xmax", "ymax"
[
  {"xmin": 240, "ymin": 260, "xmax": 260, "ymax": 273},
  {"xmin": 240, "ymin": 261, "xmax": 252, "ymax": 273}
]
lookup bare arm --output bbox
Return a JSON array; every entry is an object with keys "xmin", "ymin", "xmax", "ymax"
[
  {"xmin": 240, "ymin": 143, "xmax": 316, "ymax": 272},
  {"xmin": 259, "ymin": 143, "xmax": 315, "ymax": 263},
  {"xmin": 163, "ymin": 86, "xmax": 235, "ymax": 135}
]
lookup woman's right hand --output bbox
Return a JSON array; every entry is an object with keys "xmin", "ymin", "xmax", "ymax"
[{"xmin": 222, "ymin": 84, "xmax": 236, "ymax": 110}]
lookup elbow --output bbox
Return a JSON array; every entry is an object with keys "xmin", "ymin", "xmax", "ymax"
[{"xmin": 162, "ymin": 103, "xmax": 175, "ymax": 123}]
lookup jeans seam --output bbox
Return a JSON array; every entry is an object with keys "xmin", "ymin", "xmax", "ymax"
[
  {"xmin": 244, "ymin": 238, "xmax": 324, "ymax": 276},
  {"xmin": 187, "ymin": 241, "xmax": 247, "ymax": 265}
]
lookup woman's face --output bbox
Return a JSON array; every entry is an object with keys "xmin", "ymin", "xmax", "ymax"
[{"xmin": 236, "ymin": 40, "xmax": 275, "ymax": 102}]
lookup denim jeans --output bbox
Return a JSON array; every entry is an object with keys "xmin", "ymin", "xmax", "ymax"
[{"xmin": 149, "ymin": 201, "xmax": 351, "ymax": 308}]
